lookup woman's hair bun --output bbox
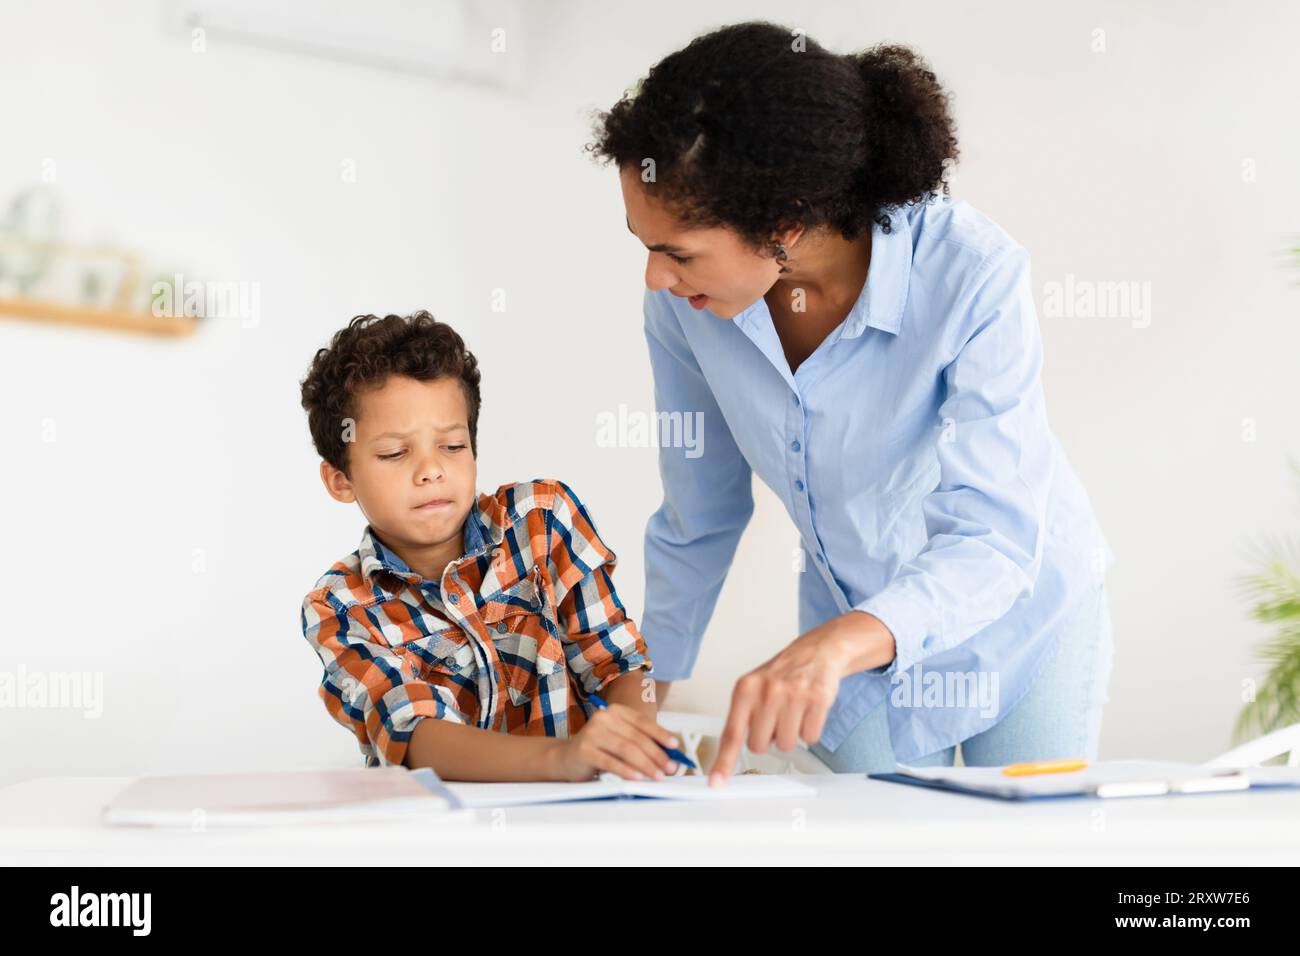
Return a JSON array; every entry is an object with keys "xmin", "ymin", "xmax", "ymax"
[
  {"xmin": 850, "ymin": 44, "xmax": 959, "ymax": 233},
  {"xmin": 589, "ymin": 22, "xmax": 959, "ymax": 243}
]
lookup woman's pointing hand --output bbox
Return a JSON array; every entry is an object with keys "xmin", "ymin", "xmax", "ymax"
[{"xmin": 708, "ymin": 610, "xmax": 898, "ymax": 785}]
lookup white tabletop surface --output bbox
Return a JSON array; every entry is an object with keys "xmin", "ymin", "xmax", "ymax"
[{"xmin": 3, "ymin": 773, "xmax": 1299, "ymax": 865}]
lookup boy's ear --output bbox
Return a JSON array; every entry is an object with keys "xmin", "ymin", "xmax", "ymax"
[{"xmin": 319, "ymin": 460, "xmax": 357, "ymax": 504}]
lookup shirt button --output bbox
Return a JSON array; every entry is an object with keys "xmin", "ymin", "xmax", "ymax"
[
  {"xmin": 792, "ymin": 394, "xmax": 800, "ymax": 406},
  {"xmin": 816, "ymin": 554, "xmax": 825, "ymax": 563},
  {"xmin": 795, "ymin": 479, "xmax": 805, "ymax": 492},
  {"xmin": 496, "ymin": 622, "xmax": 507, "ymax": 633},
  {"xmin": 448, "ymin": 593, "xmax": 459, "ymax": 605},
  {"xmin": 791, "ymin": 440, "xmax": 801, "ymax": 452}
]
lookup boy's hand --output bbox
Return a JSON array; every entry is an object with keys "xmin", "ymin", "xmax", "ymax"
[{"xmin": 548, "ymin": 703, "xmax": 682, "ymax": 781}]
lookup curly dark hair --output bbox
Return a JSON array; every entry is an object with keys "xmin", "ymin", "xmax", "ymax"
[
  {"xmin": 587, "ymin": 21, "xmax": 958, "ymax": 256},
  {"xmin": 299, "ymin": 311, "xmax": 481, "ymax": 476}
]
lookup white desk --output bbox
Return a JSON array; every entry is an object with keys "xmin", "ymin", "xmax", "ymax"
[{"xmin": 2, "ymin": 773, "xmax": 1298, "ymax": 865}]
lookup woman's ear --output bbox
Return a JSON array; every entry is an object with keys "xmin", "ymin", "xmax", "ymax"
[
  {"xmin": 779, "ymin": 223, "xmax": 806, "ymax": 250},
  {"xmin": 776, "ymin": 199, "xmax": 808, "ymax": 250}
]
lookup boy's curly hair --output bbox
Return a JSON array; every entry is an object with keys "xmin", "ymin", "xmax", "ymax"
[
  {"xmin": 299, "ymin": 311, "xmax": 481, "ymax": 476},
  {"xmin": 587, "ymin": 21, "xmax": 958, "ymax": 251}
]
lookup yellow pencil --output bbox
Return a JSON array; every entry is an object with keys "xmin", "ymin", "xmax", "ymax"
[{"xmin": 1001, "ymin": 758, "xmax": 1088, "ymax": 777}]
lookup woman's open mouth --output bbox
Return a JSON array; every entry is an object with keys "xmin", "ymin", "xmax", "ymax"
[{"xmin": 688, "ymin": 293, "xmax": 710, "ymax": 310}]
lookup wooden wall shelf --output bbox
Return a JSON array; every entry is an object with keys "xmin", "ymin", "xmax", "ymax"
[{"xmin": 0, "ymin": 297, "xmax": 199, "ymax": 338}]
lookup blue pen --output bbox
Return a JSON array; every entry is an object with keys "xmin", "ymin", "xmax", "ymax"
[{"xmin": 586, "ymin": 691, "xmax": 698, "ymax": 771}]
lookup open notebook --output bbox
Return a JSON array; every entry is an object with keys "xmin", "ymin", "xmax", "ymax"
[
  {"xmin": 446, "ymin": 772, "xmax": 818, "ymax": 808},
  {"xmin": 870, "ymin": 760, "xmax": 1300, "ymax": 801},
  {"xmin": 102, "ymin": 767, "xmax": 467, "ymax": 827}
]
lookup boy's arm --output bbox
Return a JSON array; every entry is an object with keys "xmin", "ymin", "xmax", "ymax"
[
  {"xmin": 302, "ymin": 590, "xmax": 474, "ymax": 769},
  {"xmin": 601, "ymin": 668, "xmax": 659, "ymax": 720},
  {"xmin": 545, "ymin": 480, "xmax": 656, "ymax": 702},
  {"xmin": 303, "ymin": 566, "xmax": 667, "ymax": 781},
  {"xmin": 404, "ymin": 718, "xmax": 565, "ymax": 780},
  {"xmin": 407, "ymin": 688, "xmax": 677, "ymax": 782},
  {"xmin": 649, "ymin": 679, "xmax": 673, "ymax": 710}
]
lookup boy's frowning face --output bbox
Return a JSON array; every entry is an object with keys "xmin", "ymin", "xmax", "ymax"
[{"xmin": 320, "ymin": 374, "xmax": 476, "ymax": 556}]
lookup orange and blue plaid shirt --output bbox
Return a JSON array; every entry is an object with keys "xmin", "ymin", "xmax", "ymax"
[{"xmin": 301, "ymin": 478, "xmax": 654, "ymax": 768}]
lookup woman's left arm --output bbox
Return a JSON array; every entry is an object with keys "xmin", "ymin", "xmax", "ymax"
[
  {"xmin": 710, "ymin": 245, "xmax": 1053, "ymax": 783},
  {"xmin": 852, "ymin": 244, "xmax": 1052, "ymax": 676}
]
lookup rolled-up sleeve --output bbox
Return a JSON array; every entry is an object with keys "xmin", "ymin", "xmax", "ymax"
[
  {"xmin": 545, "ymin": 479, "xmax": 654, "ymax": 696},
  {"xmin": 640, "ymin": 288, "xmax": 755, "ymax": 680},
  {"xmin": 302, "ymin": 592, "xmax": 469, "ymax": 768},
  {"xmin": 855, "ymin": 245, "xmax": 1051, "ymax": 678}
]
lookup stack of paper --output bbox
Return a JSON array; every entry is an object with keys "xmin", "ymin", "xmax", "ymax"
[{"xmin": 102, "ymin": 767, "xmax": 466, "ymax": 827}]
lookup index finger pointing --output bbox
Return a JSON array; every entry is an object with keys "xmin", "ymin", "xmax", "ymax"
[{"xmin": 710, "ymin": 692, "xmax": 755, "ymax": 787}]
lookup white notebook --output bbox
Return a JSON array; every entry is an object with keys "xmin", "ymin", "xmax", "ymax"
[
  {"xmin": 447, "ymin": 772, "xmax": 818, "ymax": 808},
  {"xmin": 102, "ymin": 767, "xmax": 468, "ymax": 827}
]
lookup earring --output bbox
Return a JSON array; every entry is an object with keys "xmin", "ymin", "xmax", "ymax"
[{"xmin": 773, "ymin": 241, "xmax": 792, "ymax": 274}]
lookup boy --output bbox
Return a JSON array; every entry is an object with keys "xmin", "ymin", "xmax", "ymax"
[{"xmin": 298, "ymin": 311, "xmax": 680, "ymax": 782}]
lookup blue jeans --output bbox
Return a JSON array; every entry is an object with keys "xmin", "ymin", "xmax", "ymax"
[{"xmin": 808, "ymin": 582, "xmax": 1115, "ymax": 773}]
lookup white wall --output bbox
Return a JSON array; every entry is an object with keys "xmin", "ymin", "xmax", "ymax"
[{"xmin": 2, "ymin": 0, "xmax": 1298, "ymax": 787}]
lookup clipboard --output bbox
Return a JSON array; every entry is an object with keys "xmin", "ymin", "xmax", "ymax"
[{"xmin": 868, "ymin": 760, "xmax": 1262, "ymax": 801}]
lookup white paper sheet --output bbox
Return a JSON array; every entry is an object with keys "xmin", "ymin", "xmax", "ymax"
[{"xmin": 446, "ymin": 773, "xmax": 818, "ymax": 808}]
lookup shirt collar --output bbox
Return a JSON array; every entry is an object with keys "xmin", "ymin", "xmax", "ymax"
[
  {"xmin": 358, "ymin": 491, "xmax": 511, "ymax": 587},
  {"xmin": 839, "ymin": 204, "xmax": 913, "ymax": 339}
]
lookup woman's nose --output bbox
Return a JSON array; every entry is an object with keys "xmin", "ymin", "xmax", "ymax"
[{"xmin": 644, "ymin": 255, "xmax": 677, "ymax": 291}]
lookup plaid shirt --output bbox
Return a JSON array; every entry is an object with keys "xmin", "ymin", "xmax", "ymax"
[{"xmin": 301, "ymin": 479, "xmax": 654, "ymax": 768}]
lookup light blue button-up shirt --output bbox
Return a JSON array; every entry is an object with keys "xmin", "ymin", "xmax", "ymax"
[{"xmin": 639, "ymin": 195, "xmax": 1115, "ymax": 762}]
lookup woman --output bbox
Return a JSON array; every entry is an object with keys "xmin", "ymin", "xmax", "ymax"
[{"xmin": 589, "ymin": 21, "xmax": 1115, "ymax": 783}]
